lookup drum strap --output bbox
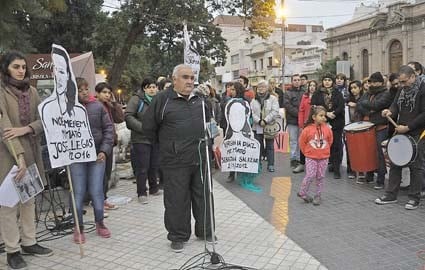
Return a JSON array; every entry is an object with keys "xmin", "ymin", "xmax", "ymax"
[{"xmin": 420, "ymin": 130, "xmax": 425, "ymax": 140}]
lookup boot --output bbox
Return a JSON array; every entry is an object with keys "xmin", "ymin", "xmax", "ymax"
[{"xmin": 333, "ymin": 166, "xmax": 341, "ymax": 179}]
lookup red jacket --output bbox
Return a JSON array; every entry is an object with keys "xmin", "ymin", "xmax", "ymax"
[
  {"xmin": 298, "ymin": 94, "xmax": 311, "ymax": 128},
  {"xmin": 299, "ymin": 123, "xmax": 333, "ymax": 159}
]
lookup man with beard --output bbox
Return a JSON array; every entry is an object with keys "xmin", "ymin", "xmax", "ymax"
[
  {"xmin": 375, "ymin": 65, "xmax": 425, "ymax": 210},
  {"xmin": 356, "ymin": 72, "xmax": 392, "ymax": 189}
]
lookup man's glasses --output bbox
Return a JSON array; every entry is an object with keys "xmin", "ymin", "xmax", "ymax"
[{"xmin": 181, "ymin": 75, "xmax": 195, "ymax": 81}]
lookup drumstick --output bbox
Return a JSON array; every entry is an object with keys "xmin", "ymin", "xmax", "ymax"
[{"xmin": 386, "ymin": 115, "xmax": 398, "ymax": 128}]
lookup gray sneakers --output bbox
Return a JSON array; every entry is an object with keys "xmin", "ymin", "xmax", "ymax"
[
  {"xmin": 138, "ymin": 196, "xmax": 148, "ymax": 204},
  {"xmin": 171, "ymin": 241, "xmax": 184, "ymax": 253},
  {"xmin": 313, "ymin": 196, "xmax": 321, "ymax": 206},
  {"xmin": 292, "ymin": 164, "xmax": 305, "ymax": 173}
]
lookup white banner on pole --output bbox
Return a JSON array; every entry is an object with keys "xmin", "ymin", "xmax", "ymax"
[
  {"xmin": 38, "ymin": 44, "xmax": 97, "ymax": 168},
  {"xmin": 183, "ymin": 24, "xmax": 201, "ymax": 84}
]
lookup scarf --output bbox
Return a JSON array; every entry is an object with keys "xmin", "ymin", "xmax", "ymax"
[
  {"xmin": 320, "ymin": 87, "xmax": 333, "ymax": 110},
  {"xmin": 5, "ymin": 76, "xmax": 31, "ymax": 126},
  {"xmin": 145, "ymin": 94, "xmax": 153, "ymax": 103},
  {"xmin": 397, "ymin": 76, "xmax": 424, "ymax": 112}
]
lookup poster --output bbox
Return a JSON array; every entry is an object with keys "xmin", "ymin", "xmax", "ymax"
[
  {"xmin": 220, "ymin": 99, "xmax": 260, "ymax": 173},
  {"xmin": 14, "ymin": 164, "xmax": 44, "ymax": 203},
  {"xmin": 38, "ymin": 44, "xmax": 97, "ymax": 168}
]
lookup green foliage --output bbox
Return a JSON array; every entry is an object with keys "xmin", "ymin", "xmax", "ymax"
[{"xmin": 315, "ymin": 57, "xmax": 340, "ymax": 79}]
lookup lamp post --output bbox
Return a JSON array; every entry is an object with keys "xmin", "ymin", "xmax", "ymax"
[
  {"xmin": 117, "ymin": 89, "xmax": 122, "ymax": 104},
  {"xmin": 276, "ymin": 1, "xmax": 286, "ymax": 86}
]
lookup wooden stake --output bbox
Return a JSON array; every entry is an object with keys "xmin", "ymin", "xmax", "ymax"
[{"xmin": 66, "ymin": 166, "xmax": 84, "ymax": 258}]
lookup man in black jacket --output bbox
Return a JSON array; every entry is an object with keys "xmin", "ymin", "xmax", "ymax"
[
  {"xmin": 375, "ymin": 65, "xmax": 425, "ymax": 210},
  {"xmin": 142, "ymin": 64, "xmax": 214, "ymax": 252},
  {"xmin": 356, "ymin": 72, "xmax": 392, "ymax": 188}
]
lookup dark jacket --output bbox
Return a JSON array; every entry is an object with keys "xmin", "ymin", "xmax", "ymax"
[
  {"xmin": 84, "ymin": 97, "xmax": 114, "ymax": 156},
  {"xmin": 389, "ymin": 76, "xmax": 425, "ymax": 136},
  {"xmin": 311, "ymin": 87, "xmax": 345, "ymax": 130},
  {"xmin": 274, "ymin": 87, "xmax": 285, "ymax": 108},
  {"xmin": 283, "ymin": 87, "xmax": 304, "ymax": 125},
  {"xmin": 125, "ymin": 90, "xmax": 152, "ymax": 144},
  {"xmin": 356, "ymin": 86, "xmax": 392, "ymax": 126},
  {"xmin": 142, "ymin": 88, "xmax": 208, "ymax": 168}
]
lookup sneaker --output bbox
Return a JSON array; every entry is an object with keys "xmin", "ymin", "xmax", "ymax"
[
  {"xmin": 375, "ymin": 195, "xmax": 397, "ymax": 205},
  {"xmin": 290, "ymin": 160, "xmax": 298, "ymax": 168},
  {"xmin": 374, "ymin": 183, "xmax": 384, "ymax": 190},
  {"xmin": 171, "ymin": 241, "xmax": 184, "ymax": 253},
  {"xmin": 21, "ymin": 243, "xmax": 53, "ymax": 257},
  {"xmin": 226, "ymin": 172, "xmax": 235, "ymax": 183},
  {"xmin": 138, "ymin": 195, "xmax": 148, "ymax": 204},
  {"xmin": 312, "ymin": 195, "xmax": 321, "ymax": 206},
  {"xmin": 96, "ymin": 222, "xmax": 111, "ymax": 238},
  {"xmin": 292, "ymin": 164, "xmax": 305, "ymax": 173},
  {"xmin": 104, "ymin": 201, "xmax": 118, "ymax": 210},
  {"xmin": 103, "ymin": 212, "xmax": 109, "ymax": 218},
  {"xmin": 7, "ymin": 252, "xmax": 27, "ymax": 269},
  {"xmin": 356, "ymin": 178, "xmax": 366, "ymax": 184},
  {"xmin": 328, "ymin": 164, "xmax": 334, "ymax": 172},
  {"xmin": 267, "ymin": 165, "xmax": 275, "ymax": 172},
  {"xmin": 366, "ymin": 173, "xmax": 374, "ymax": 183},
  {"xmin": 333, "ymin": 170, "xmax": 341, "ymax": 179},
  {"xmin": 405, "ymin": 200, "xmax": 419, "ymax": 210},
  {"xmin": 297, "ymin": 192, "xmax": 313, "ymax": 203},
  {"xmin": 150, "ymin": 190, "xmax": 163, "ymax": 196},
  {"xmin": 348, "ymin": 172, "xmax": 355, "ymax": 179},
  {"xmin": 358, "ymin": 172, "xmax": 366, "ymax": 179},
  {"xmin": 73, "ymin": 227, "xmax": 86, "ymax": 244}
]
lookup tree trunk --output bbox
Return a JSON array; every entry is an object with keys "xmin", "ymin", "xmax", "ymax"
[{"xmin": 107, "ymin": 22, "xmax": 144, "ymax": 90}]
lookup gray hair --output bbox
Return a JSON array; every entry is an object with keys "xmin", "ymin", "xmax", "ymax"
[
  {"xmin": 257, "ymin": 79, "xmax": 268, "ymax": 87},
  {"xmin": 399, "ymin": 65, "xmax": 415, "ymax": 77},
  {"xmin": 172, "ymin": 64, "xmax": 192, "ymax": 77}
]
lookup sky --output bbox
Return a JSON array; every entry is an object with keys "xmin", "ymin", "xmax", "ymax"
[
  {"xmin": 281, "ymin": 0, "xmax": 380, "ymax": 29},
  {"xmin": 102, "ymin": 0, "xmax": 386, "ymax": 29}
]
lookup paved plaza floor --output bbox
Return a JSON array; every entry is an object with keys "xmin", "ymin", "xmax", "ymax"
[{"xmin": 0, "ymin": 162, "xmax": 326, "ymax": 270}]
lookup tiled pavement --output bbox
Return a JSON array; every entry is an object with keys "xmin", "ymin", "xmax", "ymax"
[
  {"xmin": 0, "ymin": 163, "xmax": 326, "ymax": 270},
  {"xmin": 216, "ymin": 153, "xmax": 425, "ymax": 270}
]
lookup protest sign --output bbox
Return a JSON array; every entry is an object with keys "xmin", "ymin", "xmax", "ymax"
[
  {"xmin": 220, "ymin": 99, "xmax": 260, "ymax": 173},
  {"xmin": 38, "ymin": 44, "xmax": 97, "ymax": 168},
  {"xmin": 183, "ymin": 24, "xmax": 200, "ymax": 84}
]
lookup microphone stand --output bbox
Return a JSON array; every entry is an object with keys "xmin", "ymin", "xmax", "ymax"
[{"xmin": 200, "ymin": 97, "xmax": 220, "ymax": 264}]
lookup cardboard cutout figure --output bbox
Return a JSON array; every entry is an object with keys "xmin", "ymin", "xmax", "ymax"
[
  {"xmin": 220, "ymin": 99, "xmax": 262, "ymax": 192},
  {"xmin": 38, "ymin": 44, "xmax": 97, "ymax": 168}
]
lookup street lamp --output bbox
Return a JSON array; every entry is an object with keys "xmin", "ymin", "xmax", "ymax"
[
  {"xmin": 117, "ymin": 89, "xmax": 122, "ymax": 103},
  {"xmin": 276, "ymin": 1, "xmax": 286, "ymax": 86}
]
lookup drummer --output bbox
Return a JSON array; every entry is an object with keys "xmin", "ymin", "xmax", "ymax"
[
  {"xmin": 356, "ymin": 72, "xmax": 392, "ymax": 189},
  {"xmin": 375, "ymin": 65, "xmax": 425, "ymax": 210}
]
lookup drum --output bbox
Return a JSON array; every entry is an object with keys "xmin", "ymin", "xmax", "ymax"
[
  {"xmin": 344, "ymin": 121, "xmax": 377, "ymax": 172},
  {"xmin": 387, "ymin": 134, "xmax": 417, "ymax": 167}
]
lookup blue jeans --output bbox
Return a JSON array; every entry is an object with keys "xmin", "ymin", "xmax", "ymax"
[
  {"xmin": 287, "ymin": 124, "xmax": 300, "ymax": 161},
  {"xmin": 70, "ymin": 161, "xmax": 106, "ymax": 226},
  {"xmin": 254, "ymin": 133, "xmax": 275, "ymax": 166}
]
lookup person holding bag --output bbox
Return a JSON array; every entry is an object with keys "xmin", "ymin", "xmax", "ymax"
[
  {"xmin": 0, "ymin": 51, "xmax": 53, "ymax": 270},
  {"xmin": 251, "ymin": 80, "xmax": 280, "ymax": 172}
]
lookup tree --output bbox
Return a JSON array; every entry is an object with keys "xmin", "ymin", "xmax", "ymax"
[{"xmin": 315, "ymin": 57, "xmax": 340, "ymax": 79}]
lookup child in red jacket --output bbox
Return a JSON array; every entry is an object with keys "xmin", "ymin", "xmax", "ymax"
[{"xmin": 297, "ymin": 105, "xmax": 333, "ymax": 205}]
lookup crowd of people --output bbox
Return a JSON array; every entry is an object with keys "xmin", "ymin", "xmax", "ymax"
[{"xmin": 0, "ymin": 47, "xmax": 424, "ymax": 269}]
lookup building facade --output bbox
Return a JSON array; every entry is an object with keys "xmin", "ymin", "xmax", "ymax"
[
  {"xmin": 213, "ymin": 15, "xmax": 326, "ymax": 90},
  {"xmin": 323, "ymin": 0, "xmax": 425, "ymax": 80}
]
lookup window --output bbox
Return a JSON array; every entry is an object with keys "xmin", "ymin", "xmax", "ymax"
[
  {"xmin": 253, "ymin": 60, "xmax": 257, "ymax": 70},
  {"xmin": 389, "ymin": 40, "xmax": 402, "ymax": 73},
  {"xmin": 362, "ymin": 49, "xmax": 369, "ymax": 78},
  {"xmin": 260, "ymin": 59, "xmax": 264, "ymax": 70},
  {"xmin": 231, "ymin": 54, "xmax": 239, "ymax": 65},
  {"xmin": 232, "ymin": 70, "xmax": 239, "ymax": 79},
  {"xmin": 342, "ymin": 52, "xmax": 349, "ymax": 61},
  {"xmin": 268, "ymin": 57, "xmax": 273, "ymax": 67}
]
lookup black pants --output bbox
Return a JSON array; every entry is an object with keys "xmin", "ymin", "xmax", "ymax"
[
  {"xmin": 162, "ymin": 165, "xmax": 214, "ymax": 242},
  {"xmin": 385, "ymin": 137, "xmax": 425, "ymax": 201},
  {"xmin": 133, "ymin": 143, "xmax": 160, "ymax": 196},
  {"xmin": 330, "ymin": 128, "xmax": 343, "ymax": 170},
  {"xmin": 299, "ymin": 151, "xmax": 305, "ymax": 165}
]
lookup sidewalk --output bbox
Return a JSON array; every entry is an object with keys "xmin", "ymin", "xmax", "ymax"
[{"xmin": 0, "ymin": 162, "xmax": 327, "ymax": 270}]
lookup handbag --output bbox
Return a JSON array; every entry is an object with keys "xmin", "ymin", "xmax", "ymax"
[{"xmin": 261, "ymin": 104, "xmax": 281, "ymax": 139}]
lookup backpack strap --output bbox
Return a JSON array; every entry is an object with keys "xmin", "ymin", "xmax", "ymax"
[{"xmin": 137, "ymin": 98, "xmax": 144, "ymax": 113}]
